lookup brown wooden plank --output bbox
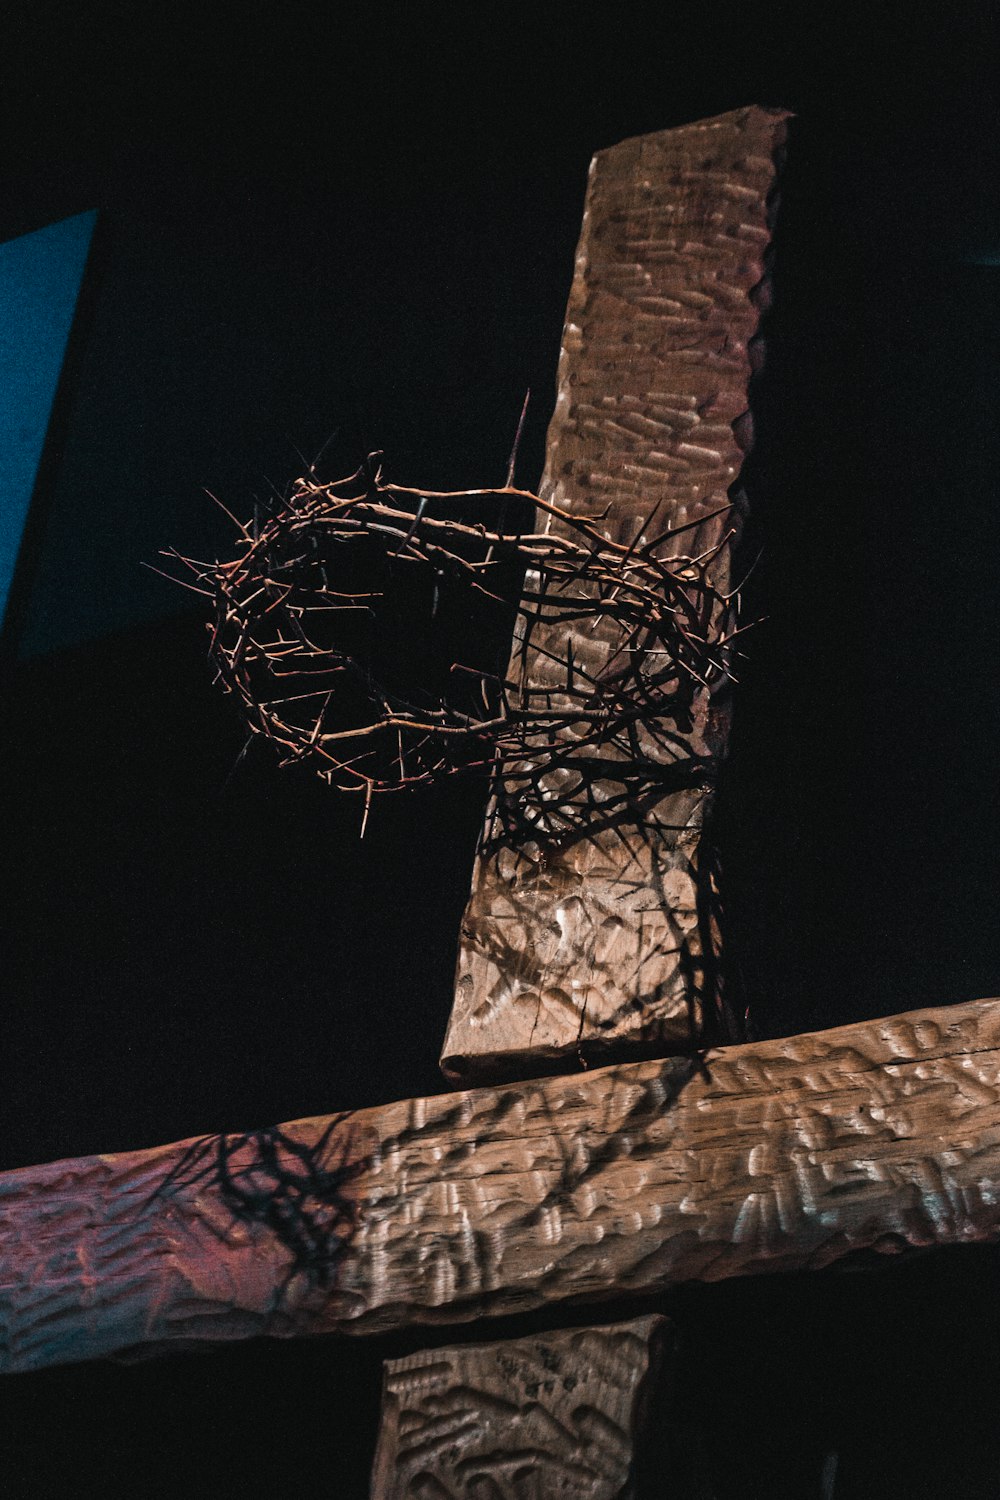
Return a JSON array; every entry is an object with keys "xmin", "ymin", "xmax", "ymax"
[
  {"xmin": 369, "ymin": 1316, "xmax": 670, "ymax": 1500},
  {"xmin": 440, "ymin": 105, "xmax": 790, "ymax": 1083},
  {"xmin": 3, "ymin": 997, "xmax": 1000, "ymax": 1374}
]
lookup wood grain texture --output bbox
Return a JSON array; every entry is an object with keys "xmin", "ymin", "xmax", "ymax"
[
  {"xmin": 370, "ymin": 1317, "xmax": 669, "ymax": 1500},
  {"xmin": 4, "ymin": 997, "xmax": 1000, "ymax": 1374},
  {"xmin": 441, "ymin": 106, "xmax": 790, "ymax": 1083}
]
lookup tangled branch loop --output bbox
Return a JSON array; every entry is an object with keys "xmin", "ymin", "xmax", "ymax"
[{"xmin": 167, "ymin": 460, "xmax": 741, "ymax": 814}]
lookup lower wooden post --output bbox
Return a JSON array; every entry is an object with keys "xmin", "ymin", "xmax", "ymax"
[{"xmin": 370, "ymin": 1317, "xmax": 670, "ymax": 1500}]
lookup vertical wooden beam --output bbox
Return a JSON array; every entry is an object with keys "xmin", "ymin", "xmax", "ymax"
[
  {"xmin": 370, "ymin": 1317, "xmax": 671, "ymax": 1500},
  {"xmin": 441, "ymin": 106, "xmax": 789, "ymax": 1083}
]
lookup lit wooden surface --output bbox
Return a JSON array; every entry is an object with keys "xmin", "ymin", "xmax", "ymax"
[
  {"xmin": 441, "ymin": 105, "xmax": 789, "ymax": 1082},
  {"xmin": 2, "ymin": 998, "xmax": 1000, "ymax": 1372},
  {"xmin": 370, "ymin": 1317, "xmax": 669, "ymax": 1499}
]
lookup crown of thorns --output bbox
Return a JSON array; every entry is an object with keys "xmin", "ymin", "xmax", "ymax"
[{"xmin": 164, "ymin": 460, "xmax": 742, "ymax": 825}]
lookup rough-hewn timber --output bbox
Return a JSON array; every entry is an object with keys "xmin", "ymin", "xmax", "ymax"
[
  {"xmin": 369, "ymin": 1317, "xmax": 669, "ymax": 1500},
  {"xmin": 440, "ymin": 105, "xmax": 789, "ymax": 1083},
  {"xmin": 3, "ymin": 998, "xmax": 1000, "ymax": 1374}
]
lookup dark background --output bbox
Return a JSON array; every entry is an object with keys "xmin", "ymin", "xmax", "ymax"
[{"xmin": 3, "ymin": 4, "xmax": 1000, "ymax": 1495}]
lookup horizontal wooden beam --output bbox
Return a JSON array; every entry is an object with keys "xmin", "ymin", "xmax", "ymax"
[{"xmin": 3, "ymin": 997, "xmax": 1000, "ymax": 1373}]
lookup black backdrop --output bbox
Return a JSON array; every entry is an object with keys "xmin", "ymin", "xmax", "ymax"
[{"xmin": 3, "ymin": 6, "xmax": 1000, "ymax": 1496}]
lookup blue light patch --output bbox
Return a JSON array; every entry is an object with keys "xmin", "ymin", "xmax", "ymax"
[{"xmin": 0, "ymin": 210, "xmax": 96, "ymax": 626}]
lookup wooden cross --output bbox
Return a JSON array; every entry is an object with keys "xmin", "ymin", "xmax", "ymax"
[{"xmin": 4, "ymin": 106, "xmax": 1000, "ymax": 1496}]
